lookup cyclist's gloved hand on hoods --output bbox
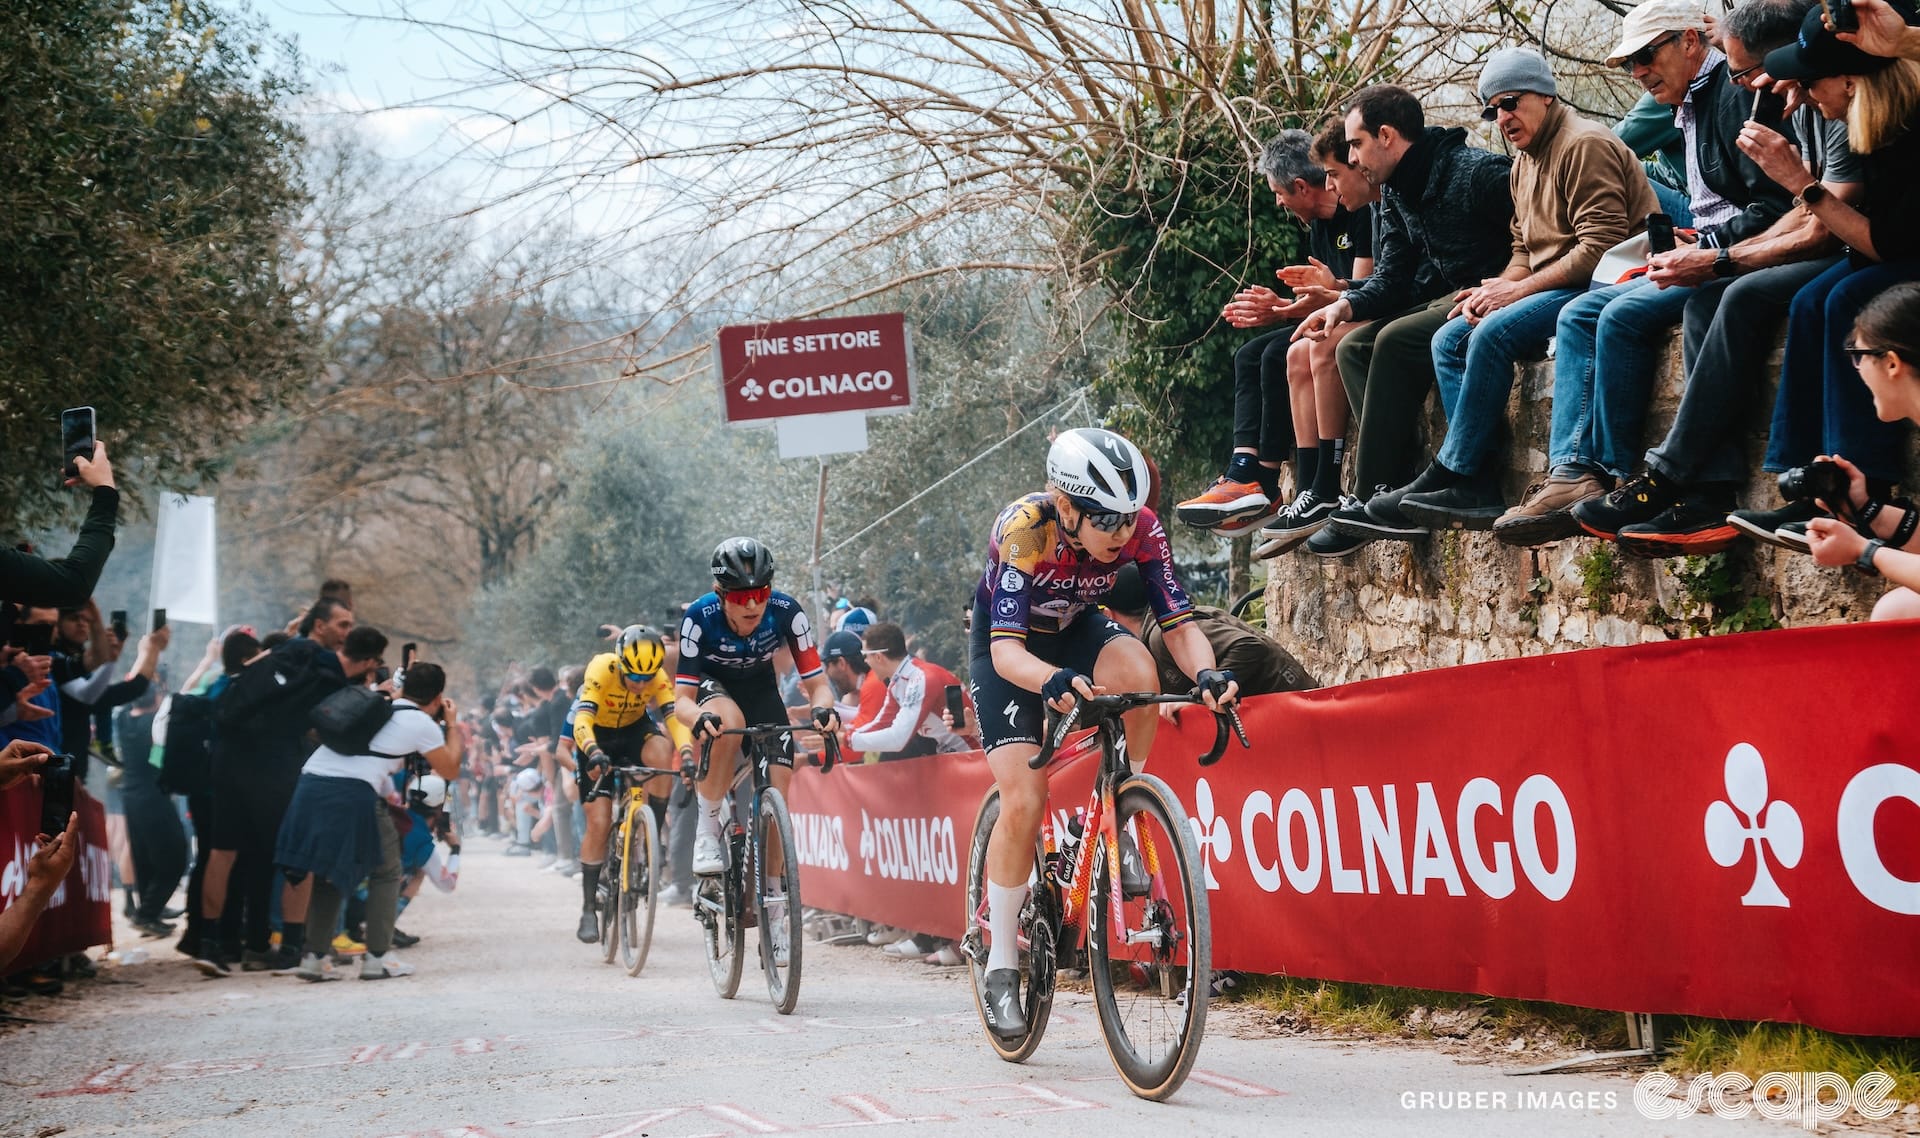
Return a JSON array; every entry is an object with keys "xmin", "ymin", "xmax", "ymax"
[
  {"xmin": 1042, "ymin": 668, "xmax": 1090, "ymax": 710},
  {"xmin": 811, "ymin": 706, "xmax": 841, "ymax": 734},
  {"xmin": 693, "ymin": 712, "xmax": 724, "ymax": 741},
  {"xmin": 1194, "ymin": 668, "xmax": 1238, "ymax": 709},
  {"xmin": 585, "ymin": 747, "xmax": 610, "ymax": 776}
]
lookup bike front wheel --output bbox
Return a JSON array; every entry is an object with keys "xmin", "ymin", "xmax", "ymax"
[
  {"xmin": 1086, "ymin": 773, "xmax": 1210, "ymax": 1101},
  {"xmin": 701, "ymin": 825, "xmax": 746, "ymax": 999},
  {"xmin": 621, "ymin": 800, "xmax": 660, "ymax": 977},
  {"xmin": 963, "ymin": 788, "xmax": 1057, "ymax": 1063},
  {"xmin": 599, "ymin": 809, "xmax": 624, "ymax": 965},
  {"xmin": 755, "ymin": 786, "xmax": 805, "ymax": 1015}
]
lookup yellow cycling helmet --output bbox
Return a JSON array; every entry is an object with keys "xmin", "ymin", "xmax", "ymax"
[{"xmin": 615, "ymin": 624, "xmax": 666, "ymax": 678}]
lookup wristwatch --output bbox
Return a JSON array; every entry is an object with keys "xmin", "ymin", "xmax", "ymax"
[
  {"xmin": 1712, "ymin": 248, "xmax": 1738, "ymax": 279},
  {"xmin": 1857, "ymin": 538, "xmax": 1885, "ymax": 576},
  {"xmin": 1795, "ymin": 181, "xmax": 1830, "ymax": 209}
]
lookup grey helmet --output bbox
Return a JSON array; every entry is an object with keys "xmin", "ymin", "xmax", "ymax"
[{"xmin": 711, "ymin": 536, "xmax": 775, "ymax": 590}]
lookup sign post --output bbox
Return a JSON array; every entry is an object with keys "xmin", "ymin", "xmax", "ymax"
[{"xmin": 715, "ymin": 312, "xmax": 915, "ymax": 629}]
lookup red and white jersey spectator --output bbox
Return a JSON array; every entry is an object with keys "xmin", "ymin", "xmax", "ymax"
[{"xmin": 848, "ymin": 623, "xmax": 968, "ymax": 758}]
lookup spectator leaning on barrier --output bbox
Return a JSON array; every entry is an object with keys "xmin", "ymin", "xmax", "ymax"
[
  {"xmin": 1102, "ymin": 565, "xmax": 1319, "ymax": 708},
  {"xmin": 1399, "ymin": 48, "xmax": 1657, "ymax": 531},
  {"xmin": 821, "ymin": 630, "xmax": 884, "ymax": 734},
  {"xmin": 276, "ymin": 661, "xmax": 461, "ymax": 983},
  {"xmin": 846, "ymin": 622, "xmax": 969, "ymax": 760},
  {"xmin": 1295, "ymin": 84, "xmax": 1516, "ymax": 557},
  {"xmin": 1550, "ymin": 0, "xmax": 1797, "ymax": 547},
  {"xmin": 1508, "ymin": 0, "xmax": 1867, "ymax": 551},
  {"xmin": 1177, "ymin": 128, "xmax": 1374, "ymax": 539},
  {"xmin": 1806, "ymin": 282, "xmax": 1920, "ymax": 613}
]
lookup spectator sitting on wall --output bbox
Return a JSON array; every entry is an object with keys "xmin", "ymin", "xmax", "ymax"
[
  {"xmin": 1401, "ymin": 48, "xmax": 1659, "ymax": 532},
  {"xmin": 1807, "ymin": 282, "xmax": 1920, "ymax": 614},
  {"xmin": 1102, "ymin": 565, "xmax": 1319, "ymax": 714},
  {"xmin": 845, "ymin": 622, "xmax": 970, "ymax": 760}
]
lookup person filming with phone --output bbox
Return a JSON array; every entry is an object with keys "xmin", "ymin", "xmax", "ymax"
[
  {"xmin": 843, "ymin": 622, "xmax": 971, "ymax": 760},
  {"xmin": 0, "ymin": 406, "xmax": 119, "ymax": 609},
  {"xmin": 0, "ymin": 741, "xmax": 81, "ymax": 973}
]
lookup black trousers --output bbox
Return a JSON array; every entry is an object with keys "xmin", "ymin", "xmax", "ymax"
[
  {"xmin": 1231, "ymin": 324, "xmax": 1300, "ymax": 462},
  {"xmin": 120, "ymin": 759, "xmax": 187, "ymax": 923}
]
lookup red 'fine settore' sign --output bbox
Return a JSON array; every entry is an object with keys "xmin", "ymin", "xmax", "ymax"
[{"xmin": 715, "ymin": 313, "xmax": 913, "ymax": 425}]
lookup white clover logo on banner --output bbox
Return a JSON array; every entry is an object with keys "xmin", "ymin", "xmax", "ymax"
[{"xmin": 1704, "ymin": 743, "xmax": 1804, "ymax": 907}]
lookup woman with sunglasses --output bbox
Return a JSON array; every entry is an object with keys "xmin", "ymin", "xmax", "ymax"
[
  {"xmin": 675, "ymin": 537, "xmax": 841, "ymax": 879},
  {"xmin": 968, "ymin": 427, "xmax": 1239, "ymax": 1038},
  {"xmin": 1804, "ymin": 283, "xmax": 1920, "ymax": 619}
]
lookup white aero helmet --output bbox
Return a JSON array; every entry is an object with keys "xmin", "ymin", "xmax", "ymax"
[
  {"xmin": 413, "ymin": 774, "xmax": 449, "ymax": 809},
  {"xmin": 1047, "ymin": 428, "xmax": 1151, "ymax": 514}
]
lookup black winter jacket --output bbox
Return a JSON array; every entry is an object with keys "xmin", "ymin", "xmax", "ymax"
[
  {"xmin": 1344, "ymin": 127, "xmax": 1515, "ymax": 322},
  {"xmin": 1689, "ymin": 61, "xmax": 1794, "ymax": 248}
]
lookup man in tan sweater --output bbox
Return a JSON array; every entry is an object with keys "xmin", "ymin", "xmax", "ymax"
[{"xmin": 1398, "ymin": 48, "xmax": 1661, "ymax": 529}]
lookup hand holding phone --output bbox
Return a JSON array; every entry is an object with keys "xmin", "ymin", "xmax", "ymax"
[
  {"xmin": 60, "ymin": 407, "xmax": 95, "ymax": 483},
  {"xmin": 944, "ymin": 684, "xmax": 967, "ymax": 728},
  {"xmin": 1646, "ymin": 213, "xmax": 1677, "ymax": 255},
  {"xmin": 38, "ymin": 753, "xmax": 76, "ymax": 840},
  {"xmin": 152, "ymin": 608, "xmax": 167, "ymax": 633},
  {"xmin": 110, "ymin": 610, "xmax": 129, "ymax": 643}
]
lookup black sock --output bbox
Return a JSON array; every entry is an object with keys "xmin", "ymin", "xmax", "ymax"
[
  {"xmin": 281, "ymin": 922, "xmax": 304, "ymax": 953},
  {"xmin": 1294, "ymin": 447, "xmax": 1318, "ymax": 496},
  {"xmin": 1312, "ymin": 439, "xmax": 1342, "ymax": 499},
  {"xmin": 1224, "ymin": 452, "xmax": 1261, "ymax": 484},
  {"xmin": 580, "ymin": 861, "xmax": 602, "ymax": 908},
  {"xmin": 1256, "ymin": 463, "xmax": 1282, "ymax": 500}
]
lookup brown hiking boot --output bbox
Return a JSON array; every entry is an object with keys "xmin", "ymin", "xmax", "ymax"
[{"xmin": 1492, "ymin": 474, "xmax": 1607, "ymax": 547}]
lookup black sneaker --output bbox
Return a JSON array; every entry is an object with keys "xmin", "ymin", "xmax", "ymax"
[
  {"xmin": 576, "ymin": 910, "xmax": 600, "ymax": 944},
  {"xmin": 1306, "ymin": 511, "xmax": 1376, "ymax": 557},
  {"xmin": 1346, "ymin": 477, "xmax": 1433, "ymax": 539},
  {"xmin": 982, "ymin": 967, "xmax": 1028, "ymax": 1039},
  {"xmin": 1617, "ymin": 495, "xmax": 1742, "ymax": 559},
  {"xmin": 1727, "ymin": 499, "xmax": 1823, "ymax": 551},
  {"xmin": 1773, "ymin": 520, "xmax": 1812, "ymax": 553},
  {"xmin": 1252, "ymin": 490, "xmax": 1336, "ymax": 557},
  {"xmin": 390, "ymin": 928, "xmax": 421, "ymax": 949},
  {"xmin": 189, "ymin": 944, "xmax": 233, "ymax": 978},
  {"xmin": 1572, "ymin": 470, "xmax": 1679, "ymax": 540},
  {"xmin": 1401, "ymin": 477, "xmax": 1506, "ymax": 531}
]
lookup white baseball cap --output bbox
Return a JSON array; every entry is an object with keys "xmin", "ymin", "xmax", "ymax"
[{"xmin": 1607, "ymin": 0, "xmax": 1712, "ymax": 67}]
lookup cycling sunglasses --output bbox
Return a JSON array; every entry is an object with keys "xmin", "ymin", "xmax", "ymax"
[
  {"xmin": 622, "ymin": 670, "xmax": 657, "ymax": 684},
  {"xmin": 1069, "ymin": 497, "xmax": 1139, "ymax": 533},
  {"xmin": 723, "ymin": 585, "xmax": 772, "ymax": 605},
  {"xmin": 1480, "ymin": 94, "xmax": 1524, "ymax": 121},
  {"xmin": 1618, "ymin": 31, "xmax": 1679, "ymax": 71}
]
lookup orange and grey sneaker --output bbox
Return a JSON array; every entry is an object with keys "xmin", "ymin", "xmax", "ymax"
[
  {"xmin": 1175, "ymin": 477, "xmax": 1271, "ymax": 528},
  {"xmin": 1616, "ymin": 493, "xmax": 1741, "ymax": 558}
]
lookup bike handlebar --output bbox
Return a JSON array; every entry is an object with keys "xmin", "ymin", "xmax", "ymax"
[
  {"xmin": 1028, "ymin": 690, "xmax": 1249, "ymax": 770},
  {"xmin": 585, "ymin": 761, "xmax": 682, "ymax": 800},
  {"xmin": 695, "ymin": 722, "xmax": 842, "ymax": 780}
]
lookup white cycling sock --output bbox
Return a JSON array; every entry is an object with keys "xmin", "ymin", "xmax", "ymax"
[
  {"xmin": 985, "ymin": 879, "xmax": 1030, "ymax": 973},
  {"xmin": 697, "ymin": 795, "xmax": 724, "ymax": 838}
]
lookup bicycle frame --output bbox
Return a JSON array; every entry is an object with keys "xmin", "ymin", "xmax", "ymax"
[{"xmin": 588, "ymin": 763, "xmax": 675, "ymax": 895}]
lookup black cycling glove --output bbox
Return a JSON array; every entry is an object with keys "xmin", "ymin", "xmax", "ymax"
[
  {"xmin": 693, "ymin": 711, "xmax": 723, "ymax": 740},
  {"xmin": 811, "ymin": 706, "xmax": 839, "ymax": 731},
  {"xmin": 1194, "ymin": 668, "xmax": 1236, "ymax": 702},
  {"xmin": 1042, "ymin": 668, "xmax": 1086, "ymax": 703}
]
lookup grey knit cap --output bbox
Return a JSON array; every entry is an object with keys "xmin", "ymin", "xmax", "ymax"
[{"xmin": 1477, "ymin": 47, "xmax": 1559, "ymax": 103}]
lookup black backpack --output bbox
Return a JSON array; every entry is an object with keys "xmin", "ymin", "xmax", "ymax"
[
  {"xmin": 158, "ymin": 692, "xmax": 216, "ymax": 796},
  {"xmin": 309, "ymin": 685, "xmax": 399, "ymax": 755},
  {"xmin": 216, "ymin": 640, "xmax": 341, "ymax": 737}
]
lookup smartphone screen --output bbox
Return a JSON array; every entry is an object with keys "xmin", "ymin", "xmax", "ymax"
[
  {"xmin": 39, "ymin": 755, "xmax": 76, "ymax": 839},
  {"xmin": 152, "ymin": 608, "xmax": 167, "ymax": 633},
  {"xmin": 945, "ymin": 684, "xmax": 966, "ymax": 724},
  {"xmin": 1647, "ymin": 213, "xmax": 1676, "ymax": 255},
  {"xmin": 60, "ymin": 406, "xmax": 95, "ymax": 480},
  {"xmin": 110, "ymin": 610, "xmax": 128, "ymax": 641}
]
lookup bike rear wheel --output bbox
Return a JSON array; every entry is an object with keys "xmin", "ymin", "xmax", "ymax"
[
  {"xmin": 755, "ymin": 786, "xmax": 804, "ymax": 1014},
  {"xmin": 700, "ymin": 823, "xmax": 746, "ymax": 999},
  {"xmin": 963, "ymin": 789, "xmax": 1058, "ymax": 1063},
  {"xmin": 1086, "ymin": 773, "xmax": 1210, "ymax": 1101},
  {"xmin": 621, "ymin": 801, "xmax": 660, "ymax": 976},
  {"xmin": 599, "ymin": 807, "xmax": 624, "ymax": 965}
]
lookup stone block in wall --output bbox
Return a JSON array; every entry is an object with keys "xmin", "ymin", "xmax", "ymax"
[{"xmin": 1261, "ymin": 323, "xmax": 1902, "ymax": 685}]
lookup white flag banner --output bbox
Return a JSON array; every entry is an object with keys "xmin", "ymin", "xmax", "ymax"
[{"xmin": 151, "ymin": 494, "xmax": 218, "ymax": 627}]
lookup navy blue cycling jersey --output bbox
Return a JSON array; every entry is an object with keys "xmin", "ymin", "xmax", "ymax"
[{"xmin": 674, "ymin": 590, "xmax": 823, "ymax": 688}]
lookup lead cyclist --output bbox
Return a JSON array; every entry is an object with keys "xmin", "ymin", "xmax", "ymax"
[{"xmin": 968, "ymin": 427, "xmax": 1239, "ymax": 1039}]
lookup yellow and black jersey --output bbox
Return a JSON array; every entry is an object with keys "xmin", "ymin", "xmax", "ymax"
[{"xmin": 571, "ymin": 652, "xmax": 692, "ymax": 755}]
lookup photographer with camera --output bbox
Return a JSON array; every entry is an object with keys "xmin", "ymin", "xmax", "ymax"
[
  {"xmin": 1801, "ymin": 282, "xmax": 1920, "ymax": 616},
  {"xmin": 275, "ymin": 661, "xmax": 461, "ymax": 982}
]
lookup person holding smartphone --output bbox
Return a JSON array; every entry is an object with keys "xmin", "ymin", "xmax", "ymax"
[
  {"xmin": 0, "ymin": 439, "xmax": 118, "ymax": 609},
  {"xmin": 843, "ymin": 622, "xmax": 971, "ymax": 760}
]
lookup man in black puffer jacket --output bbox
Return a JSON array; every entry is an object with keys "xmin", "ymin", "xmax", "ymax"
[{"xmin": 1295, "ymin": 84, "xmax": 1516, "ymax": 556}]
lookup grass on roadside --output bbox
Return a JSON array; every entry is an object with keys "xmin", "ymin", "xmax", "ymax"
[{"xmin": 1230, "ymin": 976, "xmax": 1920, "ymax": 1104}]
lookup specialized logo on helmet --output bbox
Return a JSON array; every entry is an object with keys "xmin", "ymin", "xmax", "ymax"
[{"xmin": 740, "ymin": 379, "xmax": 765, "ymax": 402}]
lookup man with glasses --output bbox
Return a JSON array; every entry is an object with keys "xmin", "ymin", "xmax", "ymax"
[
  {"xmin": 966, "ymin": 428, "xmax": 1238, "ymax": 1037},
  {"xmin": 1393, "ymin": 49, "xmax": 1659, "ymax": 530},
  {"xmin": 569, "ymin": 625, "xmax": 691, "ymax": 943},
  {"xmin": 1563, "ymin": 0, "xmax": 1864, "ymax": 553},
  {"xmin": 1513, "ymin": 0, "xmax": 1795, "ymax": 547},
  {"xmin": 676, "ymin": 537, "xmax": 841, "ymax": 879}
]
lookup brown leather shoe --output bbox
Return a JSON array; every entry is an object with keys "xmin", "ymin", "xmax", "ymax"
[{"xmin": 1492, "ymin": 474, "xmax": 1607, "ymax": 547}]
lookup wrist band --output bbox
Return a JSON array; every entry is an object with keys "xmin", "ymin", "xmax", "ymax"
[
  {"xmin": 1856, "ymin": 498, "xmax": 1884, "ymax": 537},
  {"xmin": 1892, "ymin": 504, "xmax": 1919, "ymax": 551}
]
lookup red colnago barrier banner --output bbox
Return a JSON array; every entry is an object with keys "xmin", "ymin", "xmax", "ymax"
[
  {"xmin": 789, "ymin": 620, "xmax": 1920, "ymax": 1037},
  {"xmin": 0, "ymin": 786, "xmax": 113, "ymax": 964}
]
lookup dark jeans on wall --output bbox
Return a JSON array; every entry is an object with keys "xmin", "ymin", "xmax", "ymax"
[
  {"xmin": 1337, "ymin": 295, "xmax": 1455, "ymax": 496},
  {"xmin": 1231, "ymin": 324, "xmax": 1300, "ymax": 462},
  {"xmin": 1644, "ymin": 256, "xmax": 1840, "ymax": 487},
  {"xmin": 1765, "ymin": 257, "xmax": 1920, "ymax": 485}
]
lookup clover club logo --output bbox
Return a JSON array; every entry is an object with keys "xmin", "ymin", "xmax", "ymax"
[
  {"xmin": 1188, "ymin": 777, "xmax": 1232, "ymax": 890},
  {"xmin": 1704, "ymin": 742, "xmax": 1804, "ymax": 907},
  {"xmin": 740, "ymin": 379, "xmax": 764, "ymax": 402}
]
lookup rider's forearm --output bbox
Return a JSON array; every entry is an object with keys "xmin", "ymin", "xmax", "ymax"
[
  {"xmin": 989, "ymin": 638, "xmax": 1067, "ymax": 693},
  {"xmin": 1161, "ymin": 624, "xmax": 1219, "ymax": 690},
  {"xmin": 800, "ymin": 674, "xmax": 835, "ymax": 713}
]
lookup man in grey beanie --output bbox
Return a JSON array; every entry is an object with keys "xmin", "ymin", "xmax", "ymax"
[{"xmin": 1394, "ymin": 48, "xmax": 1661, "ymax": 530}]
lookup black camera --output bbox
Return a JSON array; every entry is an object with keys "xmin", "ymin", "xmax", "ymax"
[
  {"xmin": 39, "ymin": 752, "xmax": 77, "ymax": 838},
  {"xmin": 1778, "ymin": 460, "xmax": 1850, "ymax": 505}
]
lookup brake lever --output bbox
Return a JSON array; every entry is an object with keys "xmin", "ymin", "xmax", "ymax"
[
  {"xmin": 696, "ymin": 738, "xmax": 713, "ymax": 782},
  {"xmin": 1028, "ymin": 699, "xmax": 1083, "ymax": 770},
  {"xmin": 1228, "ymin": 704, "xmax": 1249, "ymax": 748}
]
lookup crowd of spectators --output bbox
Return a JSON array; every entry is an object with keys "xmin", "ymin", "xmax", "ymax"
[{"xmin": 1171, "ymin": 0, "xmax": 1920, "ymax": 620}]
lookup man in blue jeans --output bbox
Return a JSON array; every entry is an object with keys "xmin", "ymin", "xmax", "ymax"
[
  {"xmin": 1534, "ymin": 0, "xmax": 1796, "ymax": 543},
  {"xmin": 1397, "ymin": 49, "xmax": 1658, "ymax": 529}
]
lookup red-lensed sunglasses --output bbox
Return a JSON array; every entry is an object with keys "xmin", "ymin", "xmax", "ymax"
[{"xmin": 723, "ymin": 586, "xmax": 772, "ymax": 605}]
